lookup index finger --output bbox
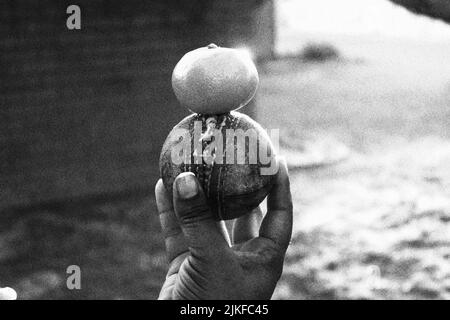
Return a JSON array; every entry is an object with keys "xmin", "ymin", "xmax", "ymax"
[
  {"xmin": 155, "ymin": 179, "xmax": 189, "ymax": 262},
  {"xmin": 259, "ymin": 158, "xmax": 293, "ymax": 252},
  {"xmin": 232, "ymin": 206, "xmax": 263, "ymax": 245}
]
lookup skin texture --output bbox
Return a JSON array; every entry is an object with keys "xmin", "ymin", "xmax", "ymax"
[{"xmin": 156, "ymin": 158, "xmax": 292, "ymax": 300}]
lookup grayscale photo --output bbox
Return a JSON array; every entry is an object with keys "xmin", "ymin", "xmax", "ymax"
[{"xmin": 0, "ymin": 0, "xmax": 449, "ymax": 304}]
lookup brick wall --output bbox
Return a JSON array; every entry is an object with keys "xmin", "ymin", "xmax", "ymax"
[{"xmin": 0, "ymin": 0, "xmax": 274, "ymax": 210}]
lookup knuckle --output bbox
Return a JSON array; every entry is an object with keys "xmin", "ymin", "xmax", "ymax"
[
  {"xmin": 163, "ymin": 224, "xmax": 182, "ymax": 238},
  {"xmin": 178, "ymin": 203, "xmax": 212, "ymax": 225}
]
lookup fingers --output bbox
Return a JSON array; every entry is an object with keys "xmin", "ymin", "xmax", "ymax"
[
  {"xmin": 158, "ymin": 274, "xmax": 177, "ymax": 300},
  {"xmin": 232, "ymin": 206, "xmax": 263, "ymax": 244},
  {"xmin": 172, "ymin": 172, "xmax": 231, "ymax": 260},
  {"xmin": 217, "ymin": 220, "xmax": 232, "ymax": 247},
  {"xmin": 0, "ymin": 287, "xmax": 17, "ymax": 300},
  {"xmin": 155, "ymin": 179, "xmax": 188, "ymax": 262},
  {"xmin": 259, "ymin": 157, "xmax": 293, "ymax": 252}
]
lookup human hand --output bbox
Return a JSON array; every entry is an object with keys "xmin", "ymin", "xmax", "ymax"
[
  {"xmin": 156, "ymin": 159, "xmax": 292, "ymax": 300},
  {"xmin": 0, "ymin": 287, "xmax": 17, "ymax": 300}
]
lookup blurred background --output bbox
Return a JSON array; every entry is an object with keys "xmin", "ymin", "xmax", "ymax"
[{"xmin": 0, "ymin": 0, "xmax": 449, "ymax": 299}]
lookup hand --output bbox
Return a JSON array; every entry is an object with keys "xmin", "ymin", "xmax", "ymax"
[
  {"xmin": 0, "ymin": 287, "xmax": 17, "ymax": 300},
  {"xmin": 155, "ymin": 159, "xmax": 292, "ymax": 300}
]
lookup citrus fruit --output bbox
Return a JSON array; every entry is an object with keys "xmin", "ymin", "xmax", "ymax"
[{"xmin": 172, "ymin": 43, "xmax": 259, "ymax": 114}]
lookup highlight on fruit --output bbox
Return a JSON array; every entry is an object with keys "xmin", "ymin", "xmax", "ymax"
[{"xmin": 171, "ymin": 43, "xmax": 259, "ymax": 115}]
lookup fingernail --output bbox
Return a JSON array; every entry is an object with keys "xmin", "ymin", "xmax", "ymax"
[{"xmin": 176, "ymin": 173, "xmax": 198, "ymax": 200}]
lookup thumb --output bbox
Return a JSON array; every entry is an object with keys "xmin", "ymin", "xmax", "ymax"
[{"xmin": 172, "ymin": 172, "xmax": 230, "ymax": 259}]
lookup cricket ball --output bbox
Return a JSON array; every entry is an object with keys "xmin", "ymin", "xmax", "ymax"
[{"xmin": 160, "ymin": 111, "xmax": 277, "ymax": 220}]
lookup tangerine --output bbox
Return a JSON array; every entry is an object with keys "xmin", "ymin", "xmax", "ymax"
[{"xmin": 172, "ymin": 44, "xmax": 259, "ymax": 114}]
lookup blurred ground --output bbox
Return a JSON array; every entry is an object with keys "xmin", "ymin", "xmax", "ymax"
[
  {"xmin": 1, "ymin": 37, "xmax": 450, "ymax": 299},
  {"xmin": 260, "ymin": 37, "xmax": 450, "ymax": 299},
  {"xmin": 0, "ymin": 194, "xmax": 166, "ymax": 299}
]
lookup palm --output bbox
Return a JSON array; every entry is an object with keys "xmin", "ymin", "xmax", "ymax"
[{"xmin": 160, "ymin": 234, "xmax": 284, "ymax": 300}]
